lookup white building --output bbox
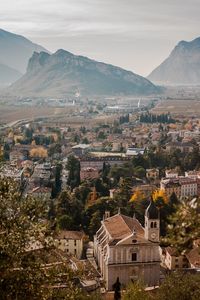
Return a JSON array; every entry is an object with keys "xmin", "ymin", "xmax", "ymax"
[
  {"xmin": 55, "ymin": 230, "xmax": 84, "ymax": 259},
  {"xmin": 94, "ymin": 202, "xmax": 160, "ymax": 291}
]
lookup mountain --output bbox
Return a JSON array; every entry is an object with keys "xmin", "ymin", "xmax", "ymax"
[
  {"xmin": 0, "ymin": 63, "xmax": 22, "ymax": 87},
  {"xmin": 8, "ymin": 49, "xmax": 158, "ymax": 97},
  {"xmin": 148, "ymin": 37, "xmax": 200, "ymax": 85},
  {"xmin": 0, "ymin": 28, "xmax": 49, "ymax": 86}
]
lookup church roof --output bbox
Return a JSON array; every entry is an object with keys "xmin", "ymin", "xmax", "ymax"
[
  {"xmin": 145, "ymin": 200, "xmax": 159, "ymax": 219},
  {"xmin": 103, "ymin": 213, "xmax": 144, "ymax": 240}
]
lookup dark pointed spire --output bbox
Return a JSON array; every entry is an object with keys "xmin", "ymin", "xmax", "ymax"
[{"xmin": 145, "ymin": 200, "xmax": 159, "ymax": 219}]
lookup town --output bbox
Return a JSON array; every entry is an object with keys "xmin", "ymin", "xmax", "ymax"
[{"xmin": 1, "ymin": 94, "xmax": 200, "ymax": 299}]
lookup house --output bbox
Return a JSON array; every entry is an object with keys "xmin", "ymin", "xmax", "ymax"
[
  {"xmin": 72, "ymin": 144, "xmax": 90, "ymax": 157},
  {"xmin": 165, "ymin": 142, "xmax": 193, "ymax": 153},
  {"xmin": 94, "ymin": 201, "xmax": 160, "ymax": 290},
  {"xmin": 179, "ymin": 177, "xmax": 198, "ymax": 198},
  {"xmin": 146, "ymin": 169, "xmax": 159, "ymax": 180},
  {"xmin": 126, "ymin": 147, "xmax": 145, "ymax": 157},
  {"xmin": 27, "ymin": 186, "xmax": 52, "ymax": 200},
  {"xmin": 162, "ymin": 247, "xmax": 188, "ymax": 270},
  {"xmin": 165, "ymin": 169, "xmax": 179, "ymax": 179},
  {"xmin": 55, "ymin": 230, "xmax": 84, "ymax": 259},
  {"xmin": 160, "ymin": 178, "xmax": 181, "ymax": 198},
  {"xmin": 186, "ymin": 247, "xmax": 200, "ymax": 269},
  {"xmin": 186, "ymin": 240, "xmax": 200, "ymax": 269},
  {"xmin": 80, "ymin": 167, "xmax": 99, "ymax": 181}
]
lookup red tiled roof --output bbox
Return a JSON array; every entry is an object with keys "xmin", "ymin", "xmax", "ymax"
[{"xmin": 103, "ymin": 214, "xmax": 144, "ymax": 240}]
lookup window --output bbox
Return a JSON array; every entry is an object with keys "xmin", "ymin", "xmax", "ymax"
[
  {"xmin": 154, "ymin": 222, "xmax": 157, "ymax": 228},
  {"xmin": 74, "ymin": 249, "xmax": 77, "ymax": 256},
  {"xmin": 132, "ymin": 253, "xmax": 137, "ymax": 261},
  {"xmin": 74, "ymin": 240, "xmax": 77, "ymax": 246},
  {"xmin": 151, "ymin": 222, "xmax": 154, "ymax": 228},
  {"xmin": 175, "ymin": 264, "xmax": 179, "ymax": 268},
  {"xmin": 132, "ymin": 240, "xmax": 137, "ymax": 244}
]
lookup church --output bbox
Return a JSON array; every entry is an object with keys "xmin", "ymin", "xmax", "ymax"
[{"xmin": 94, "ymin": 201, "xmax": 161, "ymax": 290}]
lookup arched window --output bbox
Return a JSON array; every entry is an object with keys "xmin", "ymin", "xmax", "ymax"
[{"xmin": 151, "ymin": 222, "xmax": 154, "ymax": 228}]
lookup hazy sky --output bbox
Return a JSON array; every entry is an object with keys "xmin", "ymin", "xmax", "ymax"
[{"xmin": 0, "ymin": 0, "xmax": 200, "ymax": 76}]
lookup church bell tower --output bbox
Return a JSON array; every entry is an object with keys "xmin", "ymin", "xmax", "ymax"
[{"xmin": 145, "ymin": 200, "xmax": 160, "ymax": 243}]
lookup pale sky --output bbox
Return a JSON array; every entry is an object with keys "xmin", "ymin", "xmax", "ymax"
[{"xmin": 0, "ymin": 0, "xmax": 200, "ymax": 76}]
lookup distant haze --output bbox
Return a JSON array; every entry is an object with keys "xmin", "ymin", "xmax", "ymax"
[{"xmin": 0, "ymin": 0, "xmax": 200, "ymax": 76}]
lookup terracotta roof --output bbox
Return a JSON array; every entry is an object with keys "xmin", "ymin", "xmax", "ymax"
[
  {"xmin": 56, "ymin": 230, "xmax": 84, "ymax": 240},
  {"xmin": 166, "ymin": 247, "xmax": 179, "ymax": 256},
  {"xmin": 103, "ymin": 214, "xmax": 144, "ymax": 240},
  {"xmin": 186, "ymin": 247, "xmax": 200, "ymax": 267}
]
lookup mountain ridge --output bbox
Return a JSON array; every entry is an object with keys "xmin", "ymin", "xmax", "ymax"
[
  {"xmin": 148, "ymin": 37, "xmax": 200, "ymax": 85},
  {"xmin": 0, "ymin": 28, "xmax": 49, "ymax": 73},
  {"xmin": 8, "ymin": 49, "xmax": 158, "ymax": 97}
]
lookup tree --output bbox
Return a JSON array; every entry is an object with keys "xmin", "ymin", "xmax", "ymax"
[
  {"xmin": 157, "ymin": 272, "xmax": 200, "ymax": 300},
  {"xmin": 56, "ymin": 190, "xmax": 83, "ymax": 230},
  {"xmin": 67, "ymin": 155, "xmax": 80, "ymax": 190},
  {"xmin": 165, "ymin": 198, "xmax": 200, "ymax": 252},
  {"xmin": 0, "ymin": 178, "xmax": 87, "ymax": 300},
  {"xmin": 123, "ymin": 281, "xmax": 150, "ymax": 300},
  {"xmin": 57, "ymin": 214, "xmax": 74, "ymax": 230}
]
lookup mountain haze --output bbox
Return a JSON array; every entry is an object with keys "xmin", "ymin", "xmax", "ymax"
[
  {"xmin": 148, "ymin": 37, "xmax": 200, "ymax": 85},
  {"xmin": 0, "ymin": 28, "xmax": 50, "ymax": 87},
  {"xmin": 0, "ymin": 63, "xmax": 22, "ymax": 87},
  {"xmin": 9, "ymin": 49, "xmax": 158, "ymax": 97}
]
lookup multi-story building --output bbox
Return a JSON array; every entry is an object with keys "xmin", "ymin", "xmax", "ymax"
[
  {"xmin": 161, "ymin": 247, "xmax": 188, "ymax": 270},
  {"xmin": 179, "ymin": 177, "xmax": 198, "ymax": 198},
  {"xmin": 160, "ymin": 178, "xmax": 181, "ymax": 198},
  {"xmin": 94, "ymin": 202, "xmax": 160, "ymax": 290},
  {"xmin": 161, "ymin": 175, "xmax": 198, "ymax": 198},
  {"xmin": 55, "ymin": 230, "xmax": 84, "ymax": 259}
]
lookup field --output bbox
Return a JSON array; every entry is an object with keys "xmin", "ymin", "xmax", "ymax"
[
  {"xmin": 152, "ymin": 99, "xmax": 200, "ymax": 118},
  {"xmin": 0, "ymin": 105, "xmax": 79, "ymax": 124}
]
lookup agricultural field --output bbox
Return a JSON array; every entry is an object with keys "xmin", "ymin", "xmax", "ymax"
[{"xmin": 152, "ymin": 99, "xmax": 200, "ymax": 118}]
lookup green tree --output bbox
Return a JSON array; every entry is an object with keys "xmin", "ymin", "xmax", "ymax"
[
  {"xmin": 123, "ymin": 281, "xmax": 150, "ymax": 300},
  {"xmin": 165, "ymin": 198, "xmax": 200, "ymax": 252},
  {"xmin": 157, "ymin": 272, "xmax": 200, "ymax": 300},
  {"xmin": 0, "ymin": 178, "xmax": 87, "ymax": 300},
  {"xmin": 67, "ymin": 155, "xmax": 80, "ymax": 189}
]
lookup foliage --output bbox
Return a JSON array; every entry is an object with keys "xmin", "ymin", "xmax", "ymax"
[
  {"xmin": 157, "ymin": 272, "xmax": 200, "ymax": 300},
  {"xmin": 0, "ymin": 178, "xmax": 88, "ymax": 300},
  {"xmin": 130, "ymin": 188, "xmax": 145, "ymax": 203},
  {"xmin": 67, "ymin": 155, "xmax": 80, "ymax": 189},
  {"xmin": 165, "ymin": 197, "xmax": 200, "ymax": 252},
  {"xmin": 123, "ymin": 273, "xmax": 200, "ymax": 300},
  {"xmin": 123, "ymin": 281, "xmax": 150, "ymax": 300},
  {"xmin": 29, "ymin": 146, "xmax": 48, "ymax": 158},
  {"xmin": 152, "ymin": 189, "xmax": 168, "ymax": 207},
  {"xmin": 140, "ymin": 112, "xmax": 175, "ymax": 124}
]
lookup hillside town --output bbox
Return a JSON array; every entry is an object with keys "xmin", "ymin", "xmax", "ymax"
[{"xmin": 1, "ymin": 101, "xmax": 200, "ymax": 298}]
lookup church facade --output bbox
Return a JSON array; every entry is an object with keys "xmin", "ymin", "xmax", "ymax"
[{"xmin": 94, "ymin": 202, "xmax": 161, "ymax": 290}]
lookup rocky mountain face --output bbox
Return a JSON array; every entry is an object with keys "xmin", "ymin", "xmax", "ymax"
[
  {"xmin": 0, "ymin": 28, "xmax": 49, "ymax": 86},
  {"xmin": 148, "ymin": 37, "xmax": 200, "ymax": 85},
  {"xmin": 9, "ymin": 49, "xmax": 158, "ymax": 97}
]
